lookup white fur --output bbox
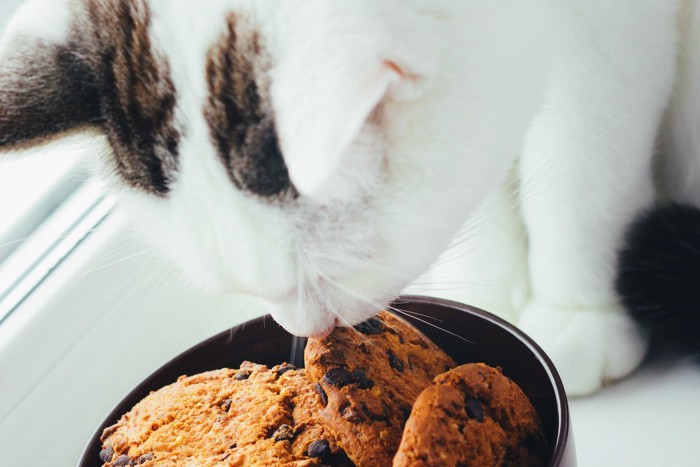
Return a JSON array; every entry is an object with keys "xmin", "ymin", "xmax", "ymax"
[
  {"xmin": 407, "ymin": 164, "xmax": 530, "ymax": 325},
  {"xmin": 415, "ymin": 0, "xmax": 696, "ymax": 395},
  {"xmin": 516, "ymin": 0, "xmax": 683, "ymax": 394},
  {"xmin": 269, "ymin": 1, "xmax": 441, "ymax": 201},
  {"xmin": 121, "ymin": 0, "xmax": 556, "ymax": 337},
  {"xmin": 4, "ymin": 0, "xmax": 700, "ymax": 395}
]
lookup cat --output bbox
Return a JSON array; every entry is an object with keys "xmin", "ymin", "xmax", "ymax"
[{"xmin": 0, "ymin": 0, "xmax": 698, "ymax": 396}]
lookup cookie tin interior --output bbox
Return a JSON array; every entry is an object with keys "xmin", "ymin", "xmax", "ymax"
[{"xmin": 78, "ymin": 295, "xmax": 575, "ymax": 467}]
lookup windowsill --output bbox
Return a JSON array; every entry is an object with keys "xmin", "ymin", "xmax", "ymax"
[
  {"xmin": 0, "ymin": 138, "xmax": 86, "ymax": 251},
  {"xmin": 0, "ymin": 211, "xmax": 264, "ymax": 465}
]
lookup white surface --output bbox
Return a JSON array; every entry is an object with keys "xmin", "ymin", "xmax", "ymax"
[
  {"xmin": 0, "ymin": 210, "xmax": 698, "ymax": 466},
  {"xmin": 570, "ymin": 359, "xmax": 700, "ymax": 466}
]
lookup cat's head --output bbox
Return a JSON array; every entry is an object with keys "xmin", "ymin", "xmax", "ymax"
[{"xmin": 0, "ymin": 0, "xmax": 553, "ymax": 336}]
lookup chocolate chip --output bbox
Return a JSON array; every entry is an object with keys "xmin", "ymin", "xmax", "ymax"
[
  {"xmin": 234, "ymin": 369, "xmax": 252, "ymax": 380},
  {"xmin": 323, "ymin": 367, "xmax": 372, "ymax": 389},
  {"xmin": 465, "ymin": 398, "xmax": 485, "ymax": 422},
  {"xmin": 350, "ymin": 369, "xmax": 373, "ymax": 389},
  {"xmin": 385, "ymin": 326, "xmax": 405, "ymax": 343},
  {"xmin": 222, "ymin": 399, "xmax": 233, "ymax": 412},
  {"xmin": 400, "ymin": 405, "xmax": 413, "ymax": 420},
  {"xmin": 135, "ymin": 453, "xmax": 155, "ymax": 464},
  {"xmin": 387, "ymin": 350, "xmax": 405, "ymax": 372},
  {"xmin": 99, "ymin": 446, "xmax": 114, "ymax": 463},
  {"xmin": 277, "ymin": 364, "xmax": 296, "ymax": 376},
  {"xmin": 323, "ymin": 368, "xmax": 353, "ymax": 387},
  {"xmin": 114, "ymin": 454, "xmax": 133, "ymax": 466},
  {"xmin": 307, "ymin": 439, "xmax": 332, "ymax": 462},
  {"xmin": 314, "ymin": 383, "xmax": 328, "ymax": 406},
  {"xmin": 353, "ymin": 317, "xmax": 384, "ymax": 335},
  {"xmin": 273, "ymin": 424, "xmax": 295, "ymax": 442}
]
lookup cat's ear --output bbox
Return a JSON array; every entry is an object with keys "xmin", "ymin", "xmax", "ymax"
[
  {"xmin": 0, "ymin": 0, "xmax": 101, "ymax": 151},
  {"xmin": 272, "ymin": 38, "xmax": 435, "ymax": 201}
]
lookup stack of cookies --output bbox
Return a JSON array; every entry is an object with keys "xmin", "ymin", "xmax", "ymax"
[{"xmin": 99, "ymin": 312, "xmax": 546, "ymax": 466}]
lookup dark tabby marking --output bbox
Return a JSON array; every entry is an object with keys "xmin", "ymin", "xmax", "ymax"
[
  {"xmin": 0, "ymin": 42, "xmax": 102, "ymax": 148},
  {"xmin": 84, "ymin": 0, "xmax": 180, "ymax": 196},
  {"xmin": 0, "ymin": 0, "xmax": 180, "ymax": 196},
  {"xmin": 205, "ymin": 14, "xmax": 295, "ymax": 198}
]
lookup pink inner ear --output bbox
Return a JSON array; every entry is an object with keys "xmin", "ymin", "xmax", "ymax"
[
  {"xmin": 383, "ymin": 60, "xmax": 418, "ymax": 81},
  {"xmin": 274, "ymin": 58, "xmax": 400, "ymax": 201},
  {"xmin": 382, "ymin": 59, "xmax": 427, "ymax": 102}
]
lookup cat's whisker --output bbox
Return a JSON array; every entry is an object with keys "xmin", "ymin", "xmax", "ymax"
[
  {"xmin": 81, "ymin": 247, "xmax": 154, "ymax": 275},
  {"xmin": 88, "ymin": 252, "xmax": 162, "ymax": 315},
  {"xmin": 123, "ymin": 255, "xmax": 171, "ymax": 314},
  {"xmin": 217, "ymin": 294, "xmax": 259, "ymax": 331},
  {"xmin": 219, "ymin": 295, "xmax": 261, "ymax": 343},
  {"xmin": 325, "ymin": 298, "xmax": 407, "ymax": 353},
  {"xmin": 515, "ymin": 83, "xmax": 644, "ymax": 205},
  {"xmin": 141, "ymin": 263, "xmax": 181, "ymax": 311},
  {"xmin": 0, "ymin": 214, "xmax": 122, "ymax": 250},
  {"xmin": 300, "ymin": 250, "xmax": 404, "ymax": 277},
  {"xmin": 383, "ymin": 304, "xmax": 442, "ymax": 323},
  {"xmin": 408, "ymin": 284, "xmax": 507, "ymax": 295},
  {"xmin": 49, "ymin": 243, "xmax": 159, "ymax": 306},
  {"xmin": 316, "ymin": 273, "xmax": 474, "ymax": 344},
  {"xmin": 386, "ymin": 305, "xmax": 476, "ymax": 345}
]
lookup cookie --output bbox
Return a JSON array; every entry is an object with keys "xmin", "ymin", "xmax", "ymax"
[
  {"xmin": 99, "ymin": 362, "xmax": 352, "ymax": 466},
  {"xmin": 304, "ymin": 311, "xmax": 456, "ymax": 466},
  {"xmin": 393, "ymin": 363, "xmax": 546, "ymax": 467}
]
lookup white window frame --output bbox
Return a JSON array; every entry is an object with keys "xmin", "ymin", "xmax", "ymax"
[{"xmin": 0, "ymin": 204, "xmax": 262, "ymax": 465}]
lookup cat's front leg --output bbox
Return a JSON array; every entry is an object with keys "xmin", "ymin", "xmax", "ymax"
[
  {"xmin": 408, "ymin": 164, "xmax": 529, "ymax": 324},
  {"xmin": 518, "ymin": 1, "xmax": 682, "ymax": 396}
]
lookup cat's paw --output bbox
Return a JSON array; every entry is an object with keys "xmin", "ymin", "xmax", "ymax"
[{"xmin": 518, "ymin": 300, "xmax": 648, "ymax": 396}]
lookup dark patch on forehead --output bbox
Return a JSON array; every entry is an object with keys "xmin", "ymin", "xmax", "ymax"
[
  {"xmin": 0, "ymin": 41, "xmax": 102, "ymax": 149},
  {"xmin": 81, "ymin": 0, "xmax": 180, "ymax": 196},
  {"xmin": 204, "ymin": 14, "xmax": 295, "ymax": 199}
]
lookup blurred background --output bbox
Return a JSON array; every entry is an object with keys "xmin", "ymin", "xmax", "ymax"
[{"xmin": 0, "ymin": 1, "xmax": 21, "ymax": 29}]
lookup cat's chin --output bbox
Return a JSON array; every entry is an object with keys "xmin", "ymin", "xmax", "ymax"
[
  {"xmin": 264, "ymin": 300, "xmax": 338, "ymax": 338},
  {"xmin": 263, "ymin": 295, "xmax": 386, "ymax": 338}
]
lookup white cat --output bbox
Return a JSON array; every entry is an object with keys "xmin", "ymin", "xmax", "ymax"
[{"xmin": 1, "ymin": 0, "xmax": 697, "ymax": 396}]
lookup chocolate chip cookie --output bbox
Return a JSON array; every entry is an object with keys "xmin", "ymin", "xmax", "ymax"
[
  {"xmin": 304, "ymin": 311, "xmax": 456, "ymax": 466},
  {"xmin": 99, "ymin": 362, "xmax": 351, "ymax": 466},
  {"xmin": 393, "ymin": 363, "xmax": 546, "ymax": 467}
]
